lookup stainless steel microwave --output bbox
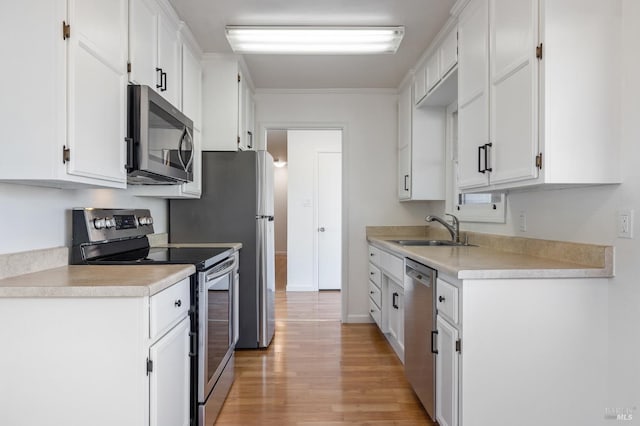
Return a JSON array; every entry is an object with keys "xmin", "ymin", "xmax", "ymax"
[{"xmin": 126, "ymin": 85, "xmax": 194, "ymax": 184}]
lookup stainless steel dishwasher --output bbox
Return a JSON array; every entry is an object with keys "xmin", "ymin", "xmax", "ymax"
[{"xmin": 404, "ymin": 258, "xmax": 437, "ymax": 421}]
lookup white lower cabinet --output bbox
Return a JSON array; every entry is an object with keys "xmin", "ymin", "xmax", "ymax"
[
  {"xmin": 435, "ymin": 315, "xmax": 459, "ymax": 426},
  {"xmin": 149, "ymin": 316, "xmax": 190, "ymax": 426},
  {"xmin": 0, "ymin": 277, "xmax": 191, "ymax": 426},
  {"xmin": 367, "ymin": 244, "xmax": 405, "ymax": 362},
  {"xmin": 434, "ymin": 274, "xmax": 608, "ymax": 426}
]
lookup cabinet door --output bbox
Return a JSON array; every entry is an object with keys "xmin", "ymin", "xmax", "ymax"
[
  {"xmin": 246, "ymin": 93, "xmax": 255, "ymax": 150},
  {"xmin": 414, "ymin": 64, "xmax": 427, "ymax": 104},
  {"xmin": 398, "ymin": 145, "xmax": 411, "ymax": 200},
  {"xmin": 436, "ymin": 316, "xmax": 459, "ymax": 426},
  {"xmin": 489, "ymin": 0, "xmax": 538, "ymax": 184},
  {"xmin": 489, "ymin": 0, "xmax": 539, "ymax": 185},
  {"xmin": 426, "ymin": 53, "xmax": 441, "ymax": 92},
  {"xmin": 237, "ymin": 72, "xmax": 248, "ymax": 150},
  {"xmin": 398, "ymin": 83, "xmax": 412, "ymax": 149},
  {"xmin": 66, "ymin": 0, "xmax": 127, "ymax": 185},
  {"xmin": 181, "ymin": 42, "xmax": 202, "ymax": 131},
  {"xmin": 157, "ymin": 13, "xmax": 181, "ymax": 107},
  {"xmin": 457, "ymin": 0, "xmax": 490, "ymax": 189},
  {"xmin": 128, "ymin": 0, "xmax": 157, "ymax": 87},
  {"xmin": 149, "ymin": 316, "xmax": 190, "ymax": 426},
  {"xmin": 439, "ymin": 27, "xmax": 458, "ymax": 77}
]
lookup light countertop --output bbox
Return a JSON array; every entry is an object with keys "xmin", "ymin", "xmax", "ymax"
[
  {"xmin": 368, "ymin": 236, "xmax": 613, "ymax": 279},
  {"xmin": 0, "ymin": 264, "xmax": 195, "ymax": 298}
]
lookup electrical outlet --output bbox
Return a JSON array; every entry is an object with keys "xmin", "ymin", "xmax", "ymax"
[
  {"xmin": 519, "ymin": 211, "xmax": 527, "ymax": 232},
  {"xmin": 618, "ymin": 210, "xmax": 634, "ymax": 238}
]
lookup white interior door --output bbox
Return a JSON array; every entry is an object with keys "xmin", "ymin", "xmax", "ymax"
[{"xmin": 317, "ymin": 152, "xmax": 342, "ymax": 290}]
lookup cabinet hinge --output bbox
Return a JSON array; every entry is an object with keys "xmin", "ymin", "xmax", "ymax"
[
  {"xmin": 237, "ymin": 74, "xmax": 241, "ymax": 83},
  {"xmin": 62, "ymin": 21, "xmax": 70, "ymax": 40},
  {"xmin": 455, "ymin": 339, "xmax": 462, "ymax": 353},
  {"xmin": 62, "ymin": 146, "xmax": 70, "ymax": 164},
  {"xmin": 127, "ymin": 62, "xmax": 131, "ymax": 73},
  {"xmin": 535, "ymin": 153, "xmax": 543, "ymax": 170},
  {"xmin": 536, "ymin": 43, "xmax": 543, "ymax": 60},
  {"xmin": 146, "ymin": 358, "xmax": 153, "ymax": 375}
]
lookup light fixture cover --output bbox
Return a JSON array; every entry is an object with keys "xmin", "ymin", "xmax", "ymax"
[
  {"xmin": 225, "ymin": 26, "xmax": 405, "ymax": 55},
  {"xmin": 273, "ymin": 159, "xmax": 287, "ymax": 168}
]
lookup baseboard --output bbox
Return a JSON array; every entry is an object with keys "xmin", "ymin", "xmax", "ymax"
[
  {"xmin": 346, "ymin": 314, "xmax": 374, "ymax": 324},
  {"xmin": 285, "ymin": 285, "xmax": 316, "ymax": 292}
]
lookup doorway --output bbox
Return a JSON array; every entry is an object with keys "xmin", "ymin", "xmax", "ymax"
[{"xmin": 266, "ymin": 128, "xmax": 343, "ymax": 319}]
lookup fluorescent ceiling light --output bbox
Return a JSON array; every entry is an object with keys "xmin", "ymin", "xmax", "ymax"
[{"xmin": 225, "ymin": 26, "xmax": 405, "ymax": 55}]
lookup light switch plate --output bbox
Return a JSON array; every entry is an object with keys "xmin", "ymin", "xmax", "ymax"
[
  {"xmin": 618, "ymin": 209, "xmax": 634, "ymax": 238},
  {"xmin": 519, "ymin": 211, "xmax": 527, "ymax": 232}
]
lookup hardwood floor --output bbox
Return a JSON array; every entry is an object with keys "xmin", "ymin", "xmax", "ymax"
[{"xmin": 215, "ymin": 254, "xmax": 435, "ymax": 425}]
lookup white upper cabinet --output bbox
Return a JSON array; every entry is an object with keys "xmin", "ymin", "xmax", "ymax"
[
  {"xmin": 397, "ymin": 82, "xmax": 446, "ymax": 201},
  {"xmin": 416, "ymin": 25, "xmax": 458, "ymax": 106},
  {"xmin": 181, "ymin": 37, "xmax": 202, "ymax": 131},
  {"xmin": 413, "ymin": 65, "xmax": 428, "ymax": 104},
  {"xmin": 129, "ymin": 0, "xmax": 181, "ymax": 108},
  {"xmin": 201, "ymin": 56, "xmax": 255, "ymax": 151},
  {"xmin": 425, "ymin": 51, "xmax": 441, "ymax": 93},
  {"xmin": 0, "ymin": 0, "xmax": 127, "ymax": 189},
  {"xmin": 439, "ymin": 27, "xmax": 458, "ymax": 78},
  {"xmin": 457, "ymin": 0, "xmax": 622, "ymax": 192}
]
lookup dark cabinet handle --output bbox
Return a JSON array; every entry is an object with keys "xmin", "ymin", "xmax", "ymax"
[
  {"xmin": 392, "ymin": 292, "xmax": 399, "ymax": 309},
  {"xmin": 404, "ymin": 174, "xmax": 409, "ymax": 191},
  {"xmin": 161, "ymin": 71, "xmax": 167, "ymax": 92},
  {"xmin": 484, "ymin": 142, "xmax": 492, "ymax": 172},
  {"xmin": 439, "ymin": 295, "xmax": 446, "ymax": 303},
  {"xmin": 174, "ymin": 299, "xmax": 182, "ymax": 307},
  {"xmin": 431, "ymin": 330, "xmax": 439, "ymax": 354},
  {"xmin": 478, "ymin": 145, "xmax": 485, "ymax": 173},
  {"xmin": 156, "ymin": 67, "xmax": 163, "ymax": 90}
]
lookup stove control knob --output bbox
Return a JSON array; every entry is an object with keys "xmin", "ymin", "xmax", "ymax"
[
  {"xmin": 147, "ymin": 216, "xmax": 154, "ymax": 225},
  {"xmin": 93, "ymin": 218, "xmax": 106, "ymax": 229},
  {"xmin": 138, "ymin": 216, "xmax": 150, "ymax": 226},
  {"xmin": 105, "ymin": 217, "xmax": 116, "ymax": 229}
]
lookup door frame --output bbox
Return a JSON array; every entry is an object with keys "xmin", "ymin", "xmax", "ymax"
[{"xmin": 260, "ymin": 122, "xmax": 349, "ymax": 323}]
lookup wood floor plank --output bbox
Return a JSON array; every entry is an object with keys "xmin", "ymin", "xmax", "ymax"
[{"xmin": 215, "ymin": 257, "xmax": 434, "ymax": 425}]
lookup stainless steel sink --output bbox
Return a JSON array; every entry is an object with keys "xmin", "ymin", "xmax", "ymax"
[{"xmin": 390, "ymin": 239, "xmax": 476, "ymax": 247}]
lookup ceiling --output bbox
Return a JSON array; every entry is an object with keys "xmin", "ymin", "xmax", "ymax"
[{"xmin": 168, "ymin": 0, "xmax": 457, "ymax": 89}]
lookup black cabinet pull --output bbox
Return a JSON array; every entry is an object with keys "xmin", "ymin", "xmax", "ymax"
[
  {"xmin": 161, "ymin": 71, "xmax": 167, "ymax": 92},
  {"xmin": 403, "ymin": 174, "xmax": 409, "ymax": 191},
  {"xmin": 439, "ymin": 295, "xmax": 446, "ymax": 303},
  {"xmin": 174, "ymin": 299, "xmax": 182, "ymax": 307},
  {"xmin": 392, "ymin": 292, "xmax": 399, "ymax": 309},
  {"xmin": 478, "ymin": 145, "xmax": 484, "ymax": 173},
  {"xmin": 484, "ymin": 142, "xmax": 492, "ymax": 172},
  {"xmin": 431, "ymin": 330, "xmax": 439, "ymax": 354},
  {"xmin": 155, "ymin": 67, "xmax": 163, "ymax": 89}
]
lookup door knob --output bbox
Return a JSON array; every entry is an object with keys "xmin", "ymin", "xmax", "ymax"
[{"xmin": 318, "ymin": 227, "xmax": 326, "ymax": 232}]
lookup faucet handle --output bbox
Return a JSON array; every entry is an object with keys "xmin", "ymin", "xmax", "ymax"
[{"xmin": 445, "ymin": 213, "xmax": 459, "ymax": 226}]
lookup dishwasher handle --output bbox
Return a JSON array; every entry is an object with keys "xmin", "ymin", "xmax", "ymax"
[{"xmin": 406, "ymin": 267, "xmax": 433, "ymax": 286}]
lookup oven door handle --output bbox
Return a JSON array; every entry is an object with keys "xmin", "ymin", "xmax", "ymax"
[{"xmin": 204, "ymin": 257, "xmax": 237, "ymax": 284}]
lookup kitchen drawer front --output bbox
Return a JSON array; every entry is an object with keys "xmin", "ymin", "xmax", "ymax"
[
  {"xmin": 369, "ymin": 280, "xmax": 382, "ymax": 308},
  {"xmin": 368, "ymin": 245, "xmax": 381, "ymax": 266},
  {"xmin": 369, "ymin": 298, "xmax": 381, "ymax": 328},
  {"xmin": 150, "ymin": 277, "xmax": 190, "ymax": 341},
  {"xmin": 381, "ymin": 251, "xmax": 404, "ymax": 285},
  {"xmin": 368, "ymin": 263, "xmax": 382, "ymax": 288},
  {"xmin": 436, "ymin": 278, "xmax": 459, "ymax": 325}
]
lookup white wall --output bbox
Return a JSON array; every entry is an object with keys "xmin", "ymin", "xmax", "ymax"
[
  {"xmin": 255, "ymin": 91, "xmax": 439, "ymax": 321},
  {"xmin": 445, "ymin": 1, "xmax": 638, "ymax": 414},
  {"xmin": 0, "ymin": 183, "xmax": 167, "ymax": 255},
  {"xmin": 273, "ymin": 166, "xmax": 288, "ymax": 254},
  {"xmin": 286, "ymin": 129, "xmax": 341, "ymax": 291}
]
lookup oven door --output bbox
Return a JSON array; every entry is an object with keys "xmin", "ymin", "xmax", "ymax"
[{"xmin": 198, "ymin": 256, "xmax": 236, "ymax": 401}]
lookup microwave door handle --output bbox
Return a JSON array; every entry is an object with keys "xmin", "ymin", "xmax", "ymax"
[{"xmin": 177, "ymin": 127, "xmax": 194, "ymax": 172}]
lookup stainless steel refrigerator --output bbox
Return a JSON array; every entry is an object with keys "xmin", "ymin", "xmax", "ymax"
[{"xmin": 169, "ymin": 150, "xmax": 276, "ymax": 349}]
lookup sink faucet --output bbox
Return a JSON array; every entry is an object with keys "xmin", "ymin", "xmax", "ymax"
[{"xmin": 425, "ymin": 214, "xmax": 460, "ymax": 243}]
